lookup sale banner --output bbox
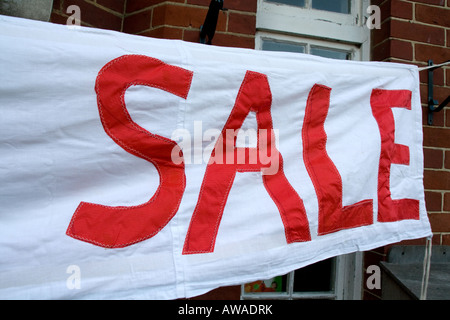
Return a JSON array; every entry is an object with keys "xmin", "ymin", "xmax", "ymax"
[{"xmin": 0, "ymin": 15, "xmax": 431, "ymax": 299}]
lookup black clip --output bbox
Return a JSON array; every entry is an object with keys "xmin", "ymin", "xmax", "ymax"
[
  {"xmin": 428, "ymin": 60, "xmax": 450, "ymax": 125},
  {"xmin": 199, "ymin": 0, "xmax": 224, "ymax": 45}
]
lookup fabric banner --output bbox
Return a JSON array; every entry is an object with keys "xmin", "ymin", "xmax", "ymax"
[{"xmin": 0, "ymin": 15, "xmax": 432, "ymax": 299}]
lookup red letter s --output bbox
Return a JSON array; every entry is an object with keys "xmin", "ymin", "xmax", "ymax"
[{"xmin": 66, "ymin": 55, "xmax": 193, "ymax": 248}]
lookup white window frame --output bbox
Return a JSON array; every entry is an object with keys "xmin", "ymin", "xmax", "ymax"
[
  {"xmin": 256, "ymin": 0, "xmax": 371, "ymax": 60},
  {"xmin": 255, "ymin": 32, "xmax": 363, "ymax": 61}
]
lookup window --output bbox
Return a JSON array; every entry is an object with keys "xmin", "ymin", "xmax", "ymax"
[
  {"xmin": 256, "ymin": 0, "xmax": 371, "ymax": 60},
  {"xmin": 242, "ymin": 254, "xmax": 363, "ymax": 300},
  {"xmin": 268, "ymin": 0, "xmax": 351, "ymax": 14},
  {"xmin": 241, "ymin": 0, "xmax": 370, "ymax": 300},
  {"xmin": 257, "ymin": 34, "xmax": 358, "ymax": 60}
]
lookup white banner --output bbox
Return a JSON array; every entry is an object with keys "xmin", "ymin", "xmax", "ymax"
[{"xmin": 0, "ymin": 15, "xmax": 431, "ymax": 299}]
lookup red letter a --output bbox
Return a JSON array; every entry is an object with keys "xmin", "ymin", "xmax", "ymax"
[{"xmin": 183, "ymin": 71, "xmax": 311, "ymax": 254}]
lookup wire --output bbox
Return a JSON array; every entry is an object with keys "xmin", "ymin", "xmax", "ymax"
[
  {"xmin": 418, "ymin": 60, "xmax": 450, "ymax": 71},
  {"xmin": 420, "ymin": 237, "xmax": 432, "ymax": 300}
]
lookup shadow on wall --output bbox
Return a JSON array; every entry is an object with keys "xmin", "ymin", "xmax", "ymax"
[{"xmin": 0, "ymin": 0, "xmax": 54, "ymax": 22}]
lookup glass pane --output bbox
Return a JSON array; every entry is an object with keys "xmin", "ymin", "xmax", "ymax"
[
  {"xmin": 312, "ymin": 0, "xmax": 350, "ymax": 14},
  {"xmin": 266, "ymin": 0, "xmax": 305, "ymax": 8},
  {"xmin": 310, "ymin": 46, "xmax": 351, "ymax": 60},
  {"xmin": 293, "ymin": 258, "xmax": 334, "ymax": 292},
  {"xmin": 244, "ymin": 275, "xmax": 287, "ymax": 293},
  {"xmin": 262, "ymin": 40, "xmax": 306, "ymax": 54}
]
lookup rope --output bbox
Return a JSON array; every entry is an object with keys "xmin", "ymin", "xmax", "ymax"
[
  {"xmin": 418, "ymin": 60, "xmax": 450, "ymax": 71},
  {"xmin": 420, "ymin": 237, "xmax": 432, "ymax": 300}
]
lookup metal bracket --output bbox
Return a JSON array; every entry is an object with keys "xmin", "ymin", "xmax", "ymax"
[
  {"xmin": 199, "ymin": 0, "xmax": 225, "ymax": 45},
  {"xmin": 428, "ymin": 60, "xmax": 450, "ymax": 125}
]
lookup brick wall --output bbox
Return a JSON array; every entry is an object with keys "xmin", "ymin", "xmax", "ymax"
[
  {"xmin": 122, "ymin": 0, "xmax": 256, "ymax": 48},
  {"xmin": 50, "ymin": 0, "xmax": 256, "ymax": 49},
  {"xmin": 365, "ymin": 0, "xmax": 450, "ymax": 300},
  {"xmin": 50, "ymin": 0, "xmax": 125, "ymax": 31}
]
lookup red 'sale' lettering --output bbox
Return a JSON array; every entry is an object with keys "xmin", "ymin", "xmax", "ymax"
[
  {"xmin": 370, "ymin": 89, "xmax": 419, "ymax": 222},
  {"xmin": 183, "ymin": 71, "xmax": 311, "ymax": 254},
  {"xmin": 66, "ymin": 55, "xmax": 192, "ymax": 248},
  {"xmin": 302, "ymin": 84, "xmax": 373, "ymax": 235}
]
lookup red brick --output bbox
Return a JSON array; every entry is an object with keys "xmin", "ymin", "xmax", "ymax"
[
  {"xmin": 186, "ymin": 0, "xmax": 211, "ymax": 6},
  {"xmin": 447, "ymin": 108, "xmax": 450, "ymax": 127},
  {"xmin": 227, "ymin": 12, "xmax": 256, "ymax": 35},
  {"xmin": 446, "ymin": 68, "xmax": 450, "ymax": 86},
  {"xmin": 213, "ymin": 32, "xmax": 255, "ymax": 49},
  {"xmin": 222, "ymin": 0, "xmax": 257, "ymax": 13},
  {"xmin": 126, "ymin": 0, "xmax": 183, "ymax": 14},
  {"xmin": 423, "ymin": 127, "xmax": 450, "ymax": 148},
  {"xmin": 445, "ymin": 150, "xmax": 450, "ymax": 169},
  {"xmin": 425, "ymin": 191, "xmax": 442, "ymax": 211},
  {"xmin": 49, "ymin": 12, "xmax": 68, "ymax": 25},
  {"xmin": 391, "ymin": 19, "xmax": 445, "ymax": 46},
  {"xmin": 183, "ymin": 29, "xmax": 201, "ymax": 43},
  {"xmin": 52, "ymin": 0, "xmax": 61, "ymax": 11},
  {"xmin": 371, "ymin": 39, "xmax": 413, "ymax": 61},
  {"xmin": 141, "ymin": 26, "xmax": 183, "ymax": 40},
  {"xmin": 379, "ymin": 0, "xmax": 413, "ymax": 21},
  {"xmin": 123, "ymin": 9, "xmax": 152, "ymax": 34},
  {"xmin": 413, "ymin": 0, "xmax": 445, "ymax": 5},
  {"xmin": 62, "ymin": 0, "xmax": 122, "ymax": 30},
  {"xmin": 442, "ymin": 234, "xmax": 450, "ymax": 245},
  {"xmin": 415, "ymin": 43, "xmax": 450, "ymax": 64},
  {"xmin": 371, "ymin": 40, "xmax": 389, "ymax": 61},
  {"xmin": 188, "ymin": 0, "xmax": 257, "ymax": 13},
  {"xmin": 370, "ymin": 0, "xmax": 385, "ymax": 6},
  {"xmin": 447, "ymin": 29, "xmax": 450, "ymax": 47},
  {"xmin": 424, "ymin": 169, "xmax": 450, "ymax": 190},
  {"xmin": 391, "ymin": 39, "xmax": 413, "ymax": 60},
  {"xmin": 428, "ymin": 213, "xmax": 450, "ymax": 232},
  {"xmin": 395, "ymin": 237, "xmax": 434, "ymax": 245},
  {"xmin": 96, "ymin": 0, "xmax": 126, "ymax": 14},
  {"xmin": 444, "ymin": 192, "xmax": 450, "ymax": 211},
  {"xmin": 416, "ymin": 4, "xmax": 450, "ymax": 28},
  {"xmin": 191, "ymin": 286, "xmax": 241, "ymax": 300},
  {"xmin": 371, "ymin": 19, "xmax": 390, "ymax": 48},
  {"xmin": 391, "ymin": 0, "xmax": 413, "ymax": 20},
  {"xmin": 364, "ymin": 248, "xmax": 387, "ymax": 268},
  {"xmin": 186, "ymin": 30, "xmax": 256, "ymax": 50},
  {"xmin": 152, "ymin": 4, "xmax": 226, "ymax": 31},
  {"xmin": 424, "ymin": 148, "xmax": 444, "ymax": 169}
]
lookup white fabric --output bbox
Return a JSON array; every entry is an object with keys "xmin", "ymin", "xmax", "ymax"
[{"xmin": 0, "ymin": 15, "xmax": 431, "ymax": 300}]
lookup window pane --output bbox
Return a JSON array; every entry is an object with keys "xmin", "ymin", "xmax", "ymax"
[
  {"xmin": 244, "ymin": 275, "xmax": 287, "ymax": 293},
  {"xmin": 312, "ymin": 0, "xmax": 350, "ymax": 14},
  {"xmin": 310, "ymin": 46, "xmax": 351, "ymax": 60},
  {"xmin": 266, "ymin": 0, "xmax": 305, "ymax": 8},
  {"xmin": 262, "ymin": 40, "xmax": 306, "ymax": 54},
  {"xmin": 293, "ymin": 258, "xmax": 334, "ymax": 292}
]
